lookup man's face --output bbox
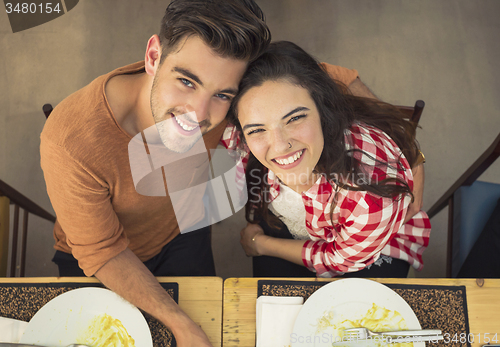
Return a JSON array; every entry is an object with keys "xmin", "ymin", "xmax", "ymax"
[{"xmin": 150, "ymin": 36, "xmax": 247, "ymax": 153}]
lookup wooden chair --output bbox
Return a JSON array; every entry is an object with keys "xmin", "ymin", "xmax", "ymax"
[
  {"xmin": 427, "ymin": 132, "xmax": 500, "ymax": 277},
  {"xmin": 396, "ymin": 99, "xmax": 425, "ymax": 125},
  {"xmin": 43, "ymin": 103, "xmax": 53, "ymax": 119},
  {"xmin": 0, "ymin": 180, "xmax": 56, "ymax": 277}
]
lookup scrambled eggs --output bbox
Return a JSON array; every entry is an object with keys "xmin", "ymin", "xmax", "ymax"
[
  {"xmin": 77, "ymin": 313, "xmax": 136, "ymax": 347},
  {"xmin": 316, "ymin": 303, "xmax": 413, "ymax": 347}
]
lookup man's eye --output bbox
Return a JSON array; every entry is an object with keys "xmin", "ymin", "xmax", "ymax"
[
  {"xmin": 216, "ymin": 93, "xmax": 231, "ymax": 101},
  {"xmin": 180, "ymin": 78, "xmax": 194, "ymax": 87},
  {"xmin": 288, "ymin": 114, "xmax": 306, "ymax": 123},
  {"xmin": 247, "ymin": 129, "xmax": 264, "ymax": 136}
]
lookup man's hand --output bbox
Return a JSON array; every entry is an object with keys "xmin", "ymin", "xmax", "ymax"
[
  {"xmin": 404, "ymin": 163, "xmax": 425, "ymax": 224},
  {"xmin": 95, "ymin": 248, "xmax": 213, "ymax": 347}
]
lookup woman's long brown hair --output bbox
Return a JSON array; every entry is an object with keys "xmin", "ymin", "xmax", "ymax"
[{"xmin": 227, "ymin": 41, "xmax": 420, "ymax": 227}]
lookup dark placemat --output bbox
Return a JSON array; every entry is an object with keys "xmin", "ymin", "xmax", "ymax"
[
  {"xmin": 0, "ymin": 282, "xmax": 178, "ymax": 347},
  {"xmin": 258, "ymin": 280, "xmax": 470, "ymax": 347}
]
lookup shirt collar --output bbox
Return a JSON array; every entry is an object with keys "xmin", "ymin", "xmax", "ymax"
[{"xmin": 267, "ymin": 170, "xmax": 334, "ymax": 204}]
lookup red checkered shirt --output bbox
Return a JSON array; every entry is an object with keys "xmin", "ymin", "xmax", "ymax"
[{"xmin": 220, "ymin": 122, "xmax": 431, "ymax": 277}]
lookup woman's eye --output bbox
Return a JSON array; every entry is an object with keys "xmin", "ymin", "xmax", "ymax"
[
  {"xmin": 180, "ymin": 78, "xmax": 194, "ymax": 88},
  {"xmin": 247, "ymin": 129, "xmax": 264, "ymax": 136},
  {"xmin": 288, "ymin": 114, "xmax": 306, "ymax": 123}
]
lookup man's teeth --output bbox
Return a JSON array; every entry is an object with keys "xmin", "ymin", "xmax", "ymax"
[
  {"xmin": 175, "ymin": 117, "xmax": 197, "ymax": 131},
  {"xmin": 275, "ymin": 150, "xmax": 303, "ymax": 165}
]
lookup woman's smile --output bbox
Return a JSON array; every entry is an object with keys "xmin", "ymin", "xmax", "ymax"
[{"xmin": 271, "ymin": 149, "xmax": 305, "ymax": 168}]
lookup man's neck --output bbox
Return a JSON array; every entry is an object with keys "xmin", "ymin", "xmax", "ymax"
[{"xmin": 105, "ymin": 72, "xmax": 155, "ymax": 137}]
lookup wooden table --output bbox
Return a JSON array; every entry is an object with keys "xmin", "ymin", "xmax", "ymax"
[
  {"xmin": 0, "ymin": 276, "xmax": 223, "ymax": 347},
  {"xmin": 223, "ymin": 277, "xmax": 500, "ymax": 347}
]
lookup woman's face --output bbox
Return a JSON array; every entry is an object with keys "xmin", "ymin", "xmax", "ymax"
[{"xmin": 237, "ymin": 80, "xmax": 324, "ymax": 191}]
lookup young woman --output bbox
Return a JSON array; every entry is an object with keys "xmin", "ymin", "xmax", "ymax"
[{"xmin": 227, "ymin": 41, "xmax": 431, "ymax": 278}]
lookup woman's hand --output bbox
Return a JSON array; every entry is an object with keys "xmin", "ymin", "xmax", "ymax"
[{"xmin": 240, "ymin": 223, "xmax": 265, "ymax": 257}]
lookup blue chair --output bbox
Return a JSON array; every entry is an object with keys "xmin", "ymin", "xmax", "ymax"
[{"xmin": 427, "ymin": 132, "xmax": 500, "ymax": 277}]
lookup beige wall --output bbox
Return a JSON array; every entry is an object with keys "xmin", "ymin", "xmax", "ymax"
[{"xmin": 1, "ymin": 0, "xmax": 499, "ymax": 277}]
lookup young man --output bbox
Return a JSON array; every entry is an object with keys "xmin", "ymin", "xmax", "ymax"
[{"xmin": 40, "ymin": 0, "xmax": 423, "ymax": 345}]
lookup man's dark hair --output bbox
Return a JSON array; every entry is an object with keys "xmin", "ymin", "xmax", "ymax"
[{"xmin": 159, "ymin": 0, "xmax": 271, "ymax": 63}]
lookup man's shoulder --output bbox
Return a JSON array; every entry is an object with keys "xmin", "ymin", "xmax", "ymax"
[{"xmin": 41, "ymin": 62, "xmax": 146, "ymax": 148}]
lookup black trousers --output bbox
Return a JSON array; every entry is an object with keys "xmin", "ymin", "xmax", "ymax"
[
  {"xmin": 52, "ymin": 226, "xmax": 216, "ymax": 277},
  {"xmin": 253, "ymin": 216, "xmax": 410, "ymax": 278}
]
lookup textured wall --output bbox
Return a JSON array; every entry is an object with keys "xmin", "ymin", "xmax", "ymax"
[{"xmin": 1, "ymin": 0, "xmax": 499, "ymax": 277}]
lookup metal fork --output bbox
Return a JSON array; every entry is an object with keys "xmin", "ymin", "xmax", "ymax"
[{"xmin": 343, "ymin": 327, "xmax": 443, "ymax": 341}]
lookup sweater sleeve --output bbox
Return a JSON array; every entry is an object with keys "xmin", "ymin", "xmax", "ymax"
[{"xmin": 40, "ymin": 137, "xmax": 129, "ymax": 276}]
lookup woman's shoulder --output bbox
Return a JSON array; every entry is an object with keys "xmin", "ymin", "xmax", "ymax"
[{"xmin": 344, "ymin": 122, "xmax": 407, "ymax": 165}]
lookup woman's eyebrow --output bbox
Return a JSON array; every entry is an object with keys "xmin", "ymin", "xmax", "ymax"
[{"xmin": 282, "ymin": 106, "xmax": 310, "ymax": 120}]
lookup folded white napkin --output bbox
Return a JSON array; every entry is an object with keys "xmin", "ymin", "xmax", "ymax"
[
  {"xmin": 256, "ymin": 296, "xmax": 304, "ymax": 347},
  {"xmin": 0, "ymin": 316, "xmax": 29, "ymax": 343}
]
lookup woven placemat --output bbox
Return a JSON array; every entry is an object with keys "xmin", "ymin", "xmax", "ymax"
[
  {"xmin": 258, "ymin": 280, "xmax": 470, "ymax": 347},
  {"xmin": 0, "ymin": 282, "xmax": 178, "ymax": 347}
]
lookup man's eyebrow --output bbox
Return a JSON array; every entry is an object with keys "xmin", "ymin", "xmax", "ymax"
[
  {"xmin": 242, "ymin": 106, "xmax": 310, "ymax": 132},
  {"xmin": 173, "ymin": 67, "xmax": 203, "ymax": 86},
  {"xmin": 218, "ymin": 87, "xmax": 238, "ymax": 96}
]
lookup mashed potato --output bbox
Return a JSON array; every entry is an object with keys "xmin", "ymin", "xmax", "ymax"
[
  {"xmin": 315, "ymin": 303, "xmax": 413, "ymax": 347},
  {"xmin": 77, "ymin": 313, "xmax": 136, "ymax": 347}
]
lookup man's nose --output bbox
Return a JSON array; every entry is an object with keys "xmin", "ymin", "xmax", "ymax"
[{"xmin": 185, "ymin": 96, "xmax": 210, "ymax": 123}]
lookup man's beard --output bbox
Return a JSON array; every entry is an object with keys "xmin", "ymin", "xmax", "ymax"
[{"xmin": 150, "ymin": 81, "xmax": 211, "ymax": 153}]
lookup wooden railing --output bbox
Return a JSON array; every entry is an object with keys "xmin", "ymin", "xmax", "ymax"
[{"xmin": 0, "ymin": 179, "xmax": 56, "ymax": 277}]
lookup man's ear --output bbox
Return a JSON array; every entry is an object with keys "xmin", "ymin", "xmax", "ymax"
[{"xmin": 145, "ymin": 34, "xmax": 162, "ymax": 76}]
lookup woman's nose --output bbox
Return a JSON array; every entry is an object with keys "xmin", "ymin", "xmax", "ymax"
[{"xmin": 271, "ymin": 130, "xmax": 291, "ymax": 153}]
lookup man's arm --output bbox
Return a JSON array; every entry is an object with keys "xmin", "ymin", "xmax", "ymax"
[
  {"xmin": 40, "ymin": 138, "xmax": 212, "ymax": 347},
  {"xmin": 347, "ymin": 76, "xmax": 425, "ymax": 222},
  {"xmin": 404, "ymin": 162, "xmax": 425, "ymax": 224},
  {"xmin": 95, "ymin": 248, "xmax": 213, "ymax": 347},
  {"xmin": 348, "ymin": 78, "xmax": 378, "ymax": 99}
]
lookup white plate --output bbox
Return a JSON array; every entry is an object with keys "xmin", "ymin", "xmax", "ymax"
[
  {"xmin": 20, "ymin": 287, "xmax": 153, "ymax": 347},
  {"xmin": 291, "ymin": 278, "xmax": 424, "ymax": 347}
]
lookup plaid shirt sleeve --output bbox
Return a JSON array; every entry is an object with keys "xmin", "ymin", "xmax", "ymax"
[
  {"xmin": 219, "ymin": 123, "xmax": 249, "ymax": 197},
  {"xmin": 301, "ymin": 123, "xmax": 431, "ymax": 277}
]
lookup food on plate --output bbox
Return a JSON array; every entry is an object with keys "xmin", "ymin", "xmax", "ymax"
[
  {"xmin": 77, "ymin": 313, "xmax": 136, "ymax": 347},
  {"xmin": 315, "ymin": 303, "xmax": 413, "ymax": 346}
]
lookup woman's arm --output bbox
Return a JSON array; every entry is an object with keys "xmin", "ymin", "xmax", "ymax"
[{"xmin": 240, "ymin": 223, "xmax": 306, "ymax": 266}]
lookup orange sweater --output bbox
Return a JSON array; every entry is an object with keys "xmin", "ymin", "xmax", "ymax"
[
  {"xmin": 40, "ymin": 61, "xmax": 358, "ymax": 276},
  {"xmin": 40, "ymin": 62, "xmax": 227, "ymax": 276}
]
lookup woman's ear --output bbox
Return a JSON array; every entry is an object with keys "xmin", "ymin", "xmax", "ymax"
[{"xmin": 144, "ymin": 35, "xmax": 162, "ymax": 76}]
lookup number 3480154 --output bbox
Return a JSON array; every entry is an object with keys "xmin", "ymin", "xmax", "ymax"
[
  {"xmin": 443, "ymin": 333, "xmax": 498, "ymax": 344},
  {"xmin": 5, "ymin": 2, "xmax": 62, "ymax": 14}
]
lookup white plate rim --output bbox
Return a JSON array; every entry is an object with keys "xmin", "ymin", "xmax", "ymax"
[
  {"xmin": 20, "ymin": 287, "xmax": 153, "ymax": 347},
  {"xmin": 291, "ymin": 278, "xmax": 424, "ymax": 347}
]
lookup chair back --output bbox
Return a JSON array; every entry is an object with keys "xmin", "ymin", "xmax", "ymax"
[{"xmin": 395, "ymin": 99, "xmax": 425, "ymax": 125}]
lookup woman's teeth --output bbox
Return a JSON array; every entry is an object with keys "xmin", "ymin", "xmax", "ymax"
[
  {"xmin": 175, "ymin": 117, "xmax": 197, "ymax": 131},
  {"xmin": 275, "ymin": 150, "xmax": 304, "ymax": 165}
]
